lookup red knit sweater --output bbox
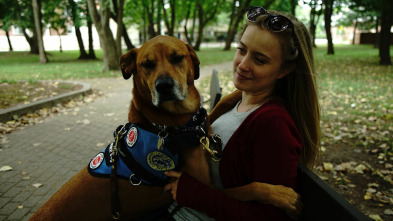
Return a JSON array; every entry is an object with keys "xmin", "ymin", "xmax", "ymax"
[{"xmin": 176, "ymin": 91, "xmax": 302, "ymax": 220}]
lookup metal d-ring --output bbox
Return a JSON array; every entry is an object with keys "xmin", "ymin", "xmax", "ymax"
[{"xmin": 129, "ymin": 174, "xmax": 142, "ymax": 186}]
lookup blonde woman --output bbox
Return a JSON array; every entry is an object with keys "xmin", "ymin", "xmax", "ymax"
[{"xmin": 165, "ymin": 6, "xmax": 321, "ymax": 221}]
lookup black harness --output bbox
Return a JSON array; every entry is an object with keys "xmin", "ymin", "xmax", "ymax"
[{"xmin": 87, "ymin": 107, "xmax": 222, "ymax": 220}]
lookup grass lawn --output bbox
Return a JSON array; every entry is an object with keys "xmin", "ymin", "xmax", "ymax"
[{"xmin": 0, "ymin": 48, "xmax": 236, "ymax": 82}]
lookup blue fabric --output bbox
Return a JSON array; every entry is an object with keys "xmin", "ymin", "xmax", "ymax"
[{"xmin": 88, "ymin": 124, "xmax": 179, "ymax": 185}]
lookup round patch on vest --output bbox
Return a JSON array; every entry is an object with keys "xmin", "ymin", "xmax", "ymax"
[
  {"xmin": 147, "ymin": 151, "xmax": 175, "ymax": 171},
  {"xmin": 126, "ymin": 126, "xmax": 138, "ymax": 147},
  {"xmin": 90, "ymin": 152, "xmax": 104, "ymax": 170}
]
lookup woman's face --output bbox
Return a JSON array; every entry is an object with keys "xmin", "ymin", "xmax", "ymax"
[{"xmin": 233, "ymin": 24, "xmax": 289, "ymax": 96}]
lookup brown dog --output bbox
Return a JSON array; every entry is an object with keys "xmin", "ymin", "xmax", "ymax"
[
  {"xmin": 30, "ymin": 35, "xmax": 212, "ymax": 221},
  {"xmin": 30, "ymin": 35, "xmax": 300, "ymax": 221}
]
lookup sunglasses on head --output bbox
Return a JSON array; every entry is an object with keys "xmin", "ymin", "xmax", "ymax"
[{"xmin": 246, "ymin": 6, "xmax": 294, "ymax": 32}]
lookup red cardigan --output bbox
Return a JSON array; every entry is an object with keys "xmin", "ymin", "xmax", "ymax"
[{"xmin": 176, "ymin": 90, "xmax": 302, "ymax": 220}]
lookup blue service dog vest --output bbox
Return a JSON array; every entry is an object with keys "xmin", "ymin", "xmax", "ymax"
[{"xmin": 88, "ymin": 124, "xmax": 179, "ymax": 186}]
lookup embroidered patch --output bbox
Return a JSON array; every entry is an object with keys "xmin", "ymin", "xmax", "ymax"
[
  {"xmin": 126, "ymin": 126, "xmax": 138, "ymax": 147},
  {"xmin": 90, "ymin": 152, "xmax": 104, "ymax": 170},
  {"xmin": 147, "ymin": 151, "xmax": 175, "ymax": 171}
]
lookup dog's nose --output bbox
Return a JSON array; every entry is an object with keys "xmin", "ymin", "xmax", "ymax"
[{"xmin": 155, "ymin": 75, "xmax": 174, "ymax": 94}]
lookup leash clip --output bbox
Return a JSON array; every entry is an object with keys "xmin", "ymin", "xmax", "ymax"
[
  {"xmin": 200, "ymin": 136, "xmax": 221, "ymax": 162},
  {"xmin": 157, "ymin": 126, "xmax": 168, "ymax": 150}
]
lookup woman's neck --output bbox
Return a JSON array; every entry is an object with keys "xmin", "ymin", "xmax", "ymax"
[{"xmin": 238, "ymin": 92, "xmax": 273, "ymax": 112}]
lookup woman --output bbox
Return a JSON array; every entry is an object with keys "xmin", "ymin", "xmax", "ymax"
[{"xmin": 164, "ymin": 6, "xmax": 321, "ymax": 220}]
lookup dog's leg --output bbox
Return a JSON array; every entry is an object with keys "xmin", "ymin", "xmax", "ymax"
[
  {"xmin": 180, "ymin": 146, "xmax": 212, "ymax": 186},
  {"xmin": 30, "ymin": 167, "xmax": 173, "ymax": 221}
]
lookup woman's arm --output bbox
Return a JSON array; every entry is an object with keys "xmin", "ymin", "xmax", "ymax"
[
  {"xmin": 165, "ymin": 171, "xmax": 302, "ymax": 220},
  {"xmin": 221, "ymin": 182, "xmax": 302, "ymax": 219}
]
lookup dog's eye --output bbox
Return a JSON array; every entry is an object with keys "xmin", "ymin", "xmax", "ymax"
[
  {"xmin": 141, "ymin": 60, "xmax": 156, "ymax": 69},
  {"xmin": 171, "ymin": 55, "xmax": 184, "ymax": 64}
]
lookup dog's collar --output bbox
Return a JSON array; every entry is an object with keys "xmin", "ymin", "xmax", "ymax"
[
  {"xmin": 153, "ymin": 107, "xmax": 208, "ymax": 154},
  {"xmin": 154, "ymin": 107, "xmax": 207, "ymax": 136}
]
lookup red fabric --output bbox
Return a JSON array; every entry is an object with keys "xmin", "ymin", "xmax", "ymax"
[{"xmin": 176, "ymin": 91, "xmax": 302, "ymax": 221}]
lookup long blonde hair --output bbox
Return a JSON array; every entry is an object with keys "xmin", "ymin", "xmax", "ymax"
[{"xmin": 239, "ymin": 10, "xmax": 321, "ymax": 168}]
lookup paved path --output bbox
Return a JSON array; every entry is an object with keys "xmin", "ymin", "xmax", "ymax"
[{"xmin": 0, "ymin": 61, "xmax": 232, "ymax": 221}]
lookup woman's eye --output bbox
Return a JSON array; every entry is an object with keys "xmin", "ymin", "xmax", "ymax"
[
  {"xmin": 237, "ymin": 47, "xmax": 246, "ymax": 54},
  {"xmin": 255, "ymin": 57, "xmax": 267, "ymax": 64}
]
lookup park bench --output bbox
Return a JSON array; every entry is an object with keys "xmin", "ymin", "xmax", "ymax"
[{"xmin": 207, "ymin": 70, "xmax": 371, "ymax": 221}]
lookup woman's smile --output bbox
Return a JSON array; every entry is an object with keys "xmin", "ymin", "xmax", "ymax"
[{"xmin": 236, "ymin": 71, "xmax": 251, "ymax": 80}]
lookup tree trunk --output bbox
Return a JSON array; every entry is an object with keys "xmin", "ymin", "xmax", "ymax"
[
  {"xmin": 122, "ymin": 24, "xmax": 135, "ymax": 50},
  {"xmin": 87, "ymin": 18, "xmax": 96, "ymax": 59},
  {"xmin": 223, "ymin": 0, "xmax": 275, "ymax": 51},
  {"xmin": 324, "ymin": 0, "xmax": 334, "ymax": 55},
  {"xmin": 143, "ymin": 0, "xmax": 157, "ymax": 39},
  {"xmin": 69, "ymin": 0, "xmax": 89, "ymax": 59},
  {"xmin": 194, "ymin": 1, "xmax": 221, "ymax": 51},
  {"xmin": 379, "ymin": 0, "xmax": 392, "ymax": 65},
  {"xmin": 309, "ymin": 2, "xmax": 321, "ymax": 48},
  {"xmin": 58, "ymin": 33, "xmax": 63, "ymax": 52},
  {"xmin": 5, "ymin": 30, "xmax": 13, "ymax": 51},
  {"xmin": 87, "ymin": 0, "xmax": 119, "ymax": 70},
  {"xmin": 116, "ymin": 0, "xmax": 125, "ymax": 58},
  {"xmin": 32, "ymin": 0, "xmax": 48, "ymax": 63},
  {"xmin": 86, "ymin": 2, "xmax": 96, "ymax": 59},
  {"xmin": 110, "ymin": 0, "xmax": 134, "ymax": 50},
  {"xmin": 161, "ymin": 0, "xmax": 175, "ymax": 36},
  {"xmin": 223, "ymin": 0, "xmax": 251, "ymax": 51},
  {"xmin": 23, "ymin": 29, "xmax": 39, "ymax": 54},
  {"xmin": 75, "ymin": 26, "xmax": 89, "ymax": 59},
  {"xmin": 290, "ymin": 0, "xmax": 296, "ymax": 16},
  {"xmin": 352, "ymin": 19, "xmax": 357, "ymax": 45},
  {"xmin": 374, "ymin": 17, "xmax": 380, "ymax": 49}
]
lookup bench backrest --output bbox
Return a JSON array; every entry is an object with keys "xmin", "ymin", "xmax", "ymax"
[
  {"xmin": 298, "ymin": 163, "xmax": 370, "ymax": 221},
  {"xmin": 210, "ymin": 70, "xmax": 222, "ymax": 110}
]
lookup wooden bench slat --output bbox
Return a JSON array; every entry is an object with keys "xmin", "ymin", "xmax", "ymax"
[{"xmin": 298, "ymin": 163, "xmax": 371, "ymax": 221}]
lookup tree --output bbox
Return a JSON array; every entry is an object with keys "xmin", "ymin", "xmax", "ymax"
[
  {"xmin": 32, "ymin": 0, "xmax": 48, "ymax": 63},
  {"xmin": 303, "ymin": 0, "xmax": 323, "ymax": 47},
  {"xmin": 378, "ymin": 0, "xmax": 392, "ymax": 65},
  {"xmin": 223, "ymin": 0, "xmax": 276, "ymax": 51},
  {"xmin": 161, "ymin": 0, "xmax": 176, "ymax": 36},
  {"xmin": 183, "ymin": 0, "xmax": 197, "ymax": 45},
  {"xmin": 0, "ymin": 0, "xmax": 14, "ymax": 51},
  {"xmin": 87, "ymin": 0, "xmax": 124, "ymax": 70},
  {"xmin": 44, "ymin": 0, "xmax": 68, "ymax": 52},
  {"xmin": 68, "ymin": 0, "xmax": 89, "ymax": 59},
  {"xmin": 193, "ymin": 0, "xmax": 222, "ymax": 51},
  {"xmin": 349, "ymin": 0, "xmax": 392, "ymax": 65},
  {"xmin": 9, "ymin": 0, "xmax": 40, "ymax": 54},
  {"xmin": 323, "ymin": 0, "xmax": 335, "ymax": 54},
  {"xmin": 142, "ymin": 0, "xmax": 159, "ymax": 39},
  {"xmin": 111, "ymin": 0, "xmax": 135, "ymax": 50}
]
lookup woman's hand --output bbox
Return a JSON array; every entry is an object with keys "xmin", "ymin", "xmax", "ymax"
[
  {"xmin": 222, "ymin": 182, "xmax": 303, "ymax": 220},
  {"xmin": 163, "ymin": 171, "xmax": 183, "ymax": 201}
]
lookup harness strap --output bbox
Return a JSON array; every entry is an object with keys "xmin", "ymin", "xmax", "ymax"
[{"xmin": 117, "ymin": 141, "xmax": 169, "ymax": 186}]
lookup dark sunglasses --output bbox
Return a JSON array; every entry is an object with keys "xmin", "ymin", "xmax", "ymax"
[{"xmin": 246, "ymin": 6, "xmax": 294, "ymax": 32}]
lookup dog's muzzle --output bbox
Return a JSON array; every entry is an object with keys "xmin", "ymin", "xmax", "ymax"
[{"xmin": 153, "ymin": 75, "xmax": 186, "ymax": 105}]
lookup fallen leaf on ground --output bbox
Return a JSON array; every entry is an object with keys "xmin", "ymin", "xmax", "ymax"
[
  {"xmin": 0, "ymin": 165, "xmax": 13, "ymax": 172},
  {"xmin": 32, "ymin": 183, "xmax": 43, "ymax": 188}
]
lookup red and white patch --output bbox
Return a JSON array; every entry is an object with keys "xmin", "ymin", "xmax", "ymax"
[
  {"xmin": 90, "ymin": 152, "xmax": 104, "ymax": 170},
  {"xmin": 126, "ymin": 127, "xmax": 138, "ymax": 147}
]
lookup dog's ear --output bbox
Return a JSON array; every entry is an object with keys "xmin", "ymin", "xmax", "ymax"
[
  {"xmin": 186, "ymin": 44, "xmax": 200, "ymax": 80},
  {"xmin": 120, "ymin": 48, "xmax": 138, "ymax": 80}
]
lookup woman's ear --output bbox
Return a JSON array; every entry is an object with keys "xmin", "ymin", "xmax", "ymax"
[{"xmin": 278, "ymin": 63, "xmax": 296, "ymax": 79}]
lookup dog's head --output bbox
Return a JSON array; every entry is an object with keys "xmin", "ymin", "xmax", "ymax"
[{"xmin": 120, "ymin": 35, "xmax": 201, "ymax": 126}]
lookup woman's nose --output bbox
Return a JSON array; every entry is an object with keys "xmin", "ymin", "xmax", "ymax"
[{"xmin": 238, "ymin": 55, "xmax": 251, "ymax": 71}]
